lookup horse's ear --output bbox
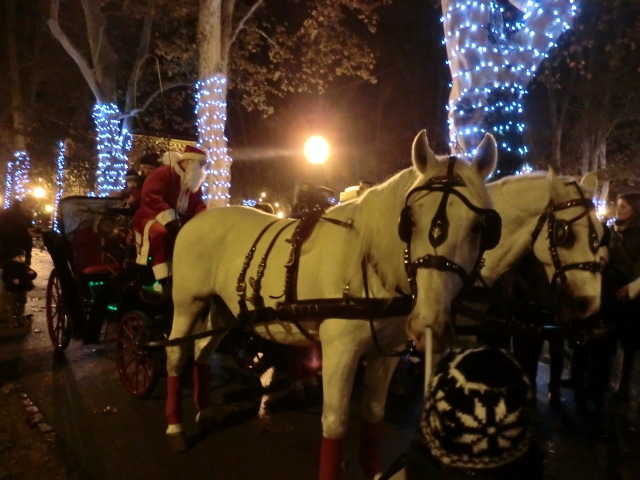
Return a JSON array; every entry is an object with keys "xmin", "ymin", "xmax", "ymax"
[
  {"xmin": 472, "ymin": 133, "xmax": 497, "ymax": 180},
  {"xmin": 412, "ymin": 129, "xmax": 437, "ymax": 174},
  {"xmin": 580, "ymin": 171, "xmax": 598, "ymax": 195}
]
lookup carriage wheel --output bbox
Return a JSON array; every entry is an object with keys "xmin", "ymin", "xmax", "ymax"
[
  {"xmin": 115, "ymin": 311, "xmax": 159, "ymax": 398},
  {"xmin": 46, "ymin": 268, "xmax": 72, "ymax": 351}
]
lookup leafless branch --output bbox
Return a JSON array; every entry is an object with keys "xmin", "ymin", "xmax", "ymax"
[{"xmin": 47, "ymin": 0, "xmax": 103, "ymax": 101}]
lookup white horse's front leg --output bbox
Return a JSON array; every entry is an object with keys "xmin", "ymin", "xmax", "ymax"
[
  {"xmin": 319, "ymin": 322, "xmax": 365, "ymax": 480},
  {"xmin": 359, "ymin": 355, "xmax": 401, "ymax": 479}
]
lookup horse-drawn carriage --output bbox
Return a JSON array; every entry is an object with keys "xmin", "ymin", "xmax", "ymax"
[{"xmin": 41, "ymin": 195, "xmax": 172, "ymax": 396}]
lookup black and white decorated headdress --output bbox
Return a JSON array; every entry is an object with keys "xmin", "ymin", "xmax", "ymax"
[{"xmin": 421, "ymin": 347, "xmax": 535, "ymax": 471}]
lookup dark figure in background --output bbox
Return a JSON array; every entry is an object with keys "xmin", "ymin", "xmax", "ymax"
[
  {"xmin": 559, "ymin": 195, "xmax": 640, "ymax": 416},
  {"xmin": 358, "ymin": 178, "xmax": 374, "ymax": 197},
  {"xmin": 119, "ymin": 169, "xmax": 142, "ymax": 210},
  {"xmin": 0, "ymin": 197, "xmax": 38, "ymax": 265},
  {"xmin": 380, "ymin": 348, "xmax": 543, "ymax": 480},
  {"xmin": 478, "ymin": 252, "xmax": 566, "ymax": 407},
  {"xmin": 254, "ymin": 202, "xmax": 274, "ymax": 214},
  {"xmin": 602, "ymin": 193, "xmax": 640, "ymax": 401},
  {"xmin": 1, "ymin": 247, "xmax": 37, "ymax": 326},
  {"xmin": 138, "ymin": 152, "xmax": 161, "ymax": 185},
  {"xmin": 290, "ymin": 183, "xmax": 334, "ymax": 218}
]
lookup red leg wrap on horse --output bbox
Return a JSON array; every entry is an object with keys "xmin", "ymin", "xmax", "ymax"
[
  {"xmin": 193, "ymin": 363, "xmax": 212, "ymax": 411},
  {"xmin": 359, "ymin": 421, "xmax": 382, "ymax": 478},
  {"xmin": 319, "ymin": 437, "xmax": 343, "ymax": 480},
  {"xmin": 165, "ymin": 375, "xmax": 182, "ymax": 425}
]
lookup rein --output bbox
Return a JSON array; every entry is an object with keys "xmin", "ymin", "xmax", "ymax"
[
  {"xmin": 452, "ymin": 294, "xmax": 613, "ymax": 346},
  {"xmin": 361, "ymin": 258, "xmax": 414, "ymax": 357}
]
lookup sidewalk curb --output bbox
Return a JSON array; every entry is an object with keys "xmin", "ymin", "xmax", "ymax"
[{"xmin": 1, "ymin": 382, "xmax": 57, "ymax": 445}]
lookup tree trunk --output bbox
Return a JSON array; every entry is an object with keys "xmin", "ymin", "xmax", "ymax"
[
  {"xmin": 196, "ymin": 0, "xmax": 234, "ymax": 207},
  {"xmin": 6, "ymin": 0, "xmax": 27, "ymax": 153},
  {"xmin": 5, "ymin": 0, "xmax": 30, "ymax": 203}
]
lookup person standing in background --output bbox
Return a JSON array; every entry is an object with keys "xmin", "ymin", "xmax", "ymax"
[
  {"xmin": 0, "ymin": 197, "xmax": 39, "ymax": 266},
  {"xmin": 138, "ymin": 152, "xmax": 161, "ymax": 185},
  {"xmin": 604, "ymin": 192, "xmax": 640, "ymax": 402}
]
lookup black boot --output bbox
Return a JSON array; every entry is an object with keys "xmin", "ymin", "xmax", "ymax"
[{"xmin": 158, "ymin": 277, "xmax": 171, "ymax": 296}]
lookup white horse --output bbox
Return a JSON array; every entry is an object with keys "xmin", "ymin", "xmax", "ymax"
[
  {"xmin": 164, "ymin": 130, "xmax": 498, "ymax": 480},
  {"xmin": 480, "ymin": 170, "xmax": 606, "ymax": 318}
]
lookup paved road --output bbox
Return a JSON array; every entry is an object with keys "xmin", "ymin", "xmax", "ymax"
[{"xmin": 2, "ymin": 249, "xmax": 640, "ymax": 479}]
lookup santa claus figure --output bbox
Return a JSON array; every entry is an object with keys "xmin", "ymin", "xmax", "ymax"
[{"xmin": 133, "ymin": 145, "xmax": 208, "ymax": 293}]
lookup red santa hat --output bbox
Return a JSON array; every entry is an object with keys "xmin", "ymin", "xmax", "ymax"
[{"xmin": 182, "ymin": 145, "xmax": 207, "ymax": 162}]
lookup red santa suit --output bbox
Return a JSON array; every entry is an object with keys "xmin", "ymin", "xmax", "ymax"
[{"xmin": 133, "ymin": 152, "xmax": 207, "ymax": 281}]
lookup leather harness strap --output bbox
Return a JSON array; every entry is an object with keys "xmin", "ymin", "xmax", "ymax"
[{"xmin": 236, "ymin": 219, "xmax": 280, "ymax": 314}]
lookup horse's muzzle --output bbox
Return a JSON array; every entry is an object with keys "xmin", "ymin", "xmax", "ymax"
[{"xmin": 556, "ymin": 294, "xmax": 600, "ymax": 323}]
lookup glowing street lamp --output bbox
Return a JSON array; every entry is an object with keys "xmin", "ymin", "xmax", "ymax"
[
  {"xmin": 304, "ymin": 136, "xmax": 330, "ymax": 165},
  {"xmin": 33, "ymin": 186, "xmax": 46, "ymax": 198}
]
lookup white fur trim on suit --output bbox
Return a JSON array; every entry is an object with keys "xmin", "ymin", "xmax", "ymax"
[
  {"xmin": 135, "ymin": 221, "xmax": 153, "ymax": 265},
  {"xmin": 156, "ymin": 208, "xmax": 177, "ymax": 226},
  {"xmin": 152, "ymin": 262, "xmax": 170, "ymax": 281}
]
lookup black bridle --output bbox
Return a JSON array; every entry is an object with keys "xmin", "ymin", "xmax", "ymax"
[
  {"xmin": 530, "ymin": 181, "xmax": 606, "ymax": 286},
  {"xmin": 399, "ymin": 157, "xmax": 501, "ymax": 300}
]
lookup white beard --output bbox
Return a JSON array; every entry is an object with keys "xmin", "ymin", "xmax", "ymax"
[{"xmin": 181, "ymin": 160, "xmax": 206, "ymax": 193}]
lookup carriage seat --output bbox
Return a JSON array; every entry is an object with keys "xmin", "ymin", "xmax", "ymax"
[
  {"xmin": 81, "ymin": 263, "xmax": 121, "ymax": 276},
  {"xmin": 70, "ymin": 227, "xmax": 124, "ymax": 278}
]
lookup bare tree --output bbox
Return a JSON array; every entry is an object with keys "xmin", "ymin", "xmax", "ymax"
[{"xmin": 530, "ymin": 0, "xmax": 640, "ymax": 176}]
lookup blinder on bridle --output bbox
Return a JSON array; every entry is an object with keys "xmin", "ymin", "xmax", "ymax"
[
  {"xmin": 531, "ymin": 181, "xmax": 608, "ymax": 285},
  {"xmin": 398, "ymin": 156, "xmax": 502, "ymax": 288},
  {"xmin": 398, "ymin": 157, "xmax": 501, "ymax": 252}
]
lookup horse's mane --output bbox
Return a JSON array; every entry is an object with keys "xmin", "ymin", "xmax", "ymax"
[{"xmin": 488, "ymin": 171, "xmax": 589, "ymax": 202}]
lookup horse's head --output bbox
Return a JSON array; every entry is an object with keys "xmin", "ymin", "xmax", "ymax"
[
  {"xmin": 531, "ymin": 169, "xmax": 608, "ymax": 322},
  {"xmin": 402, "ymin": 130, "xmax": 499, "ymax": 351}
]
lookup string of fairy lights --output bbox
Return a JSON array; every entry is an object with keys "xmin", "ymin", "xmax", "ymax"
[
  {"xmin": 3, "ymin": 151, "xmax": 31, "ymax": 208},
  {"xmin": 195, "ymin": 75, "xmax": 232, "ymax": 205},
  {"xmin": 3, "ymin": 161, "xmax": 13, "ymax": 209},
  {"xmin": 52, "ymin": 141, "xmax": 66, "ymax": 232},
  {"xmin": 93, "ymin": 103, "xmax": 131, "ymax": 197},
  {"xmin": 441, "ymin": 0, "xmax": 577, "ymax": 176}
]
